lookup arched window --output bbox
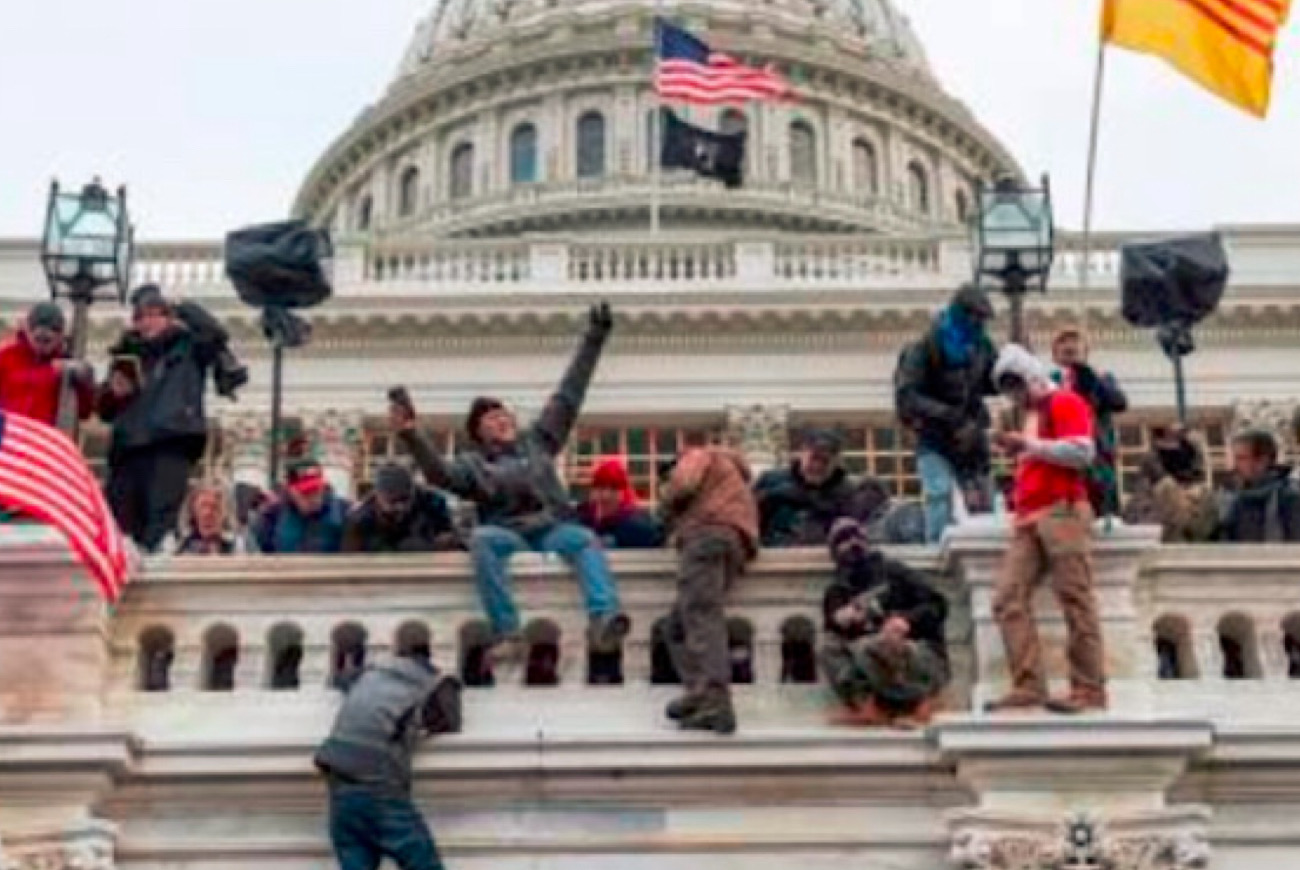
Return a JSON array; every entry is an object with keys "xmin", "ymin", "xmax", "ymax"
[
  {"xmin": 202, "ymin": 624, "xmax": 239, "ymax": 692},
  {"xmin": 955, "ymin": 187, "xmax": 971, "ymax": 224},
  {"xmin": 459, "ymin": 621, "xmax": 495, "ymax": 688},
  {"xmin": 267, "ymin": 623, "xmax": 304, "ymax": 690},
  {"xmin": 395, "ymin": 621, "xmax": 433, "ymax": 659},
  {"xmin": 1285, "ymin": 614, "xmax": 1300, "ymax": 679},
  {"xmin": 650, "ymin": 616, "xmax": 682, "ymax": 685},
  {"xmin": 780, "ymin": 616, "xmax": 818, "ymax": 684},
  {"xmin": 1153, "ymin": 615, "xmax": 1197, "ymax": 680},
  {"xmin": 331, "ymin": 622, "xmax": 368, "ymax": 689},
  {"xmin": 789, "ymin": 120, "xmax": 817, "ymax": 186},
  {"xmin": 509, "ymin": 123, "xmax": 538, "ymax": 185},
  {"xmin": 524, "ymin": 619, "xmax": 561, "ymax": 687},
  {"xmin": 398, "ymin": 167, "xmax": 421, "ymax": 218},
  {"xmin": 727, "ymin": 617, "xmax": 755, "ymax": 685},
  {"xmin": 355, "ymin": 195, "xmax": 373, "ymax": 233},
  {"xmin": 852, "ymin": 138, "xmax": 878, "ymax": 195},
  {"xmin": 907, "ymin": 160, "xmax": 931, "ymax": 215},
  {"xmin": 450, "ymin": 142, "xmax": 475, "ymax": 200},
  {"xmin": 576, "ymin": 111, "xmax": 607, "ymax": 179},
  {"xmin": 1218, "ymin": 614, "xmax": 1261, "ymax": 680}
]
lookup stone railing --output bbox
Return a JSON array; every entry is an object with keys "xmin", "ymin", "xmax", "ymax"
[
  {"xmin": 9, "ymin": 526, "xmax": 1300, "ymax": 868},
  {"xmin": 4, "ymin": 225, "xmax": 1300, "ymax": 307}
]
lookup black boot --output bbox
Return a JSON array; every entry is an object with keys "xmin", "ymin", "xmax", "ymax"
[
  {"xmin": 665, "ymin": 693, "xmax": 703, "ymax": 722},
  {"xmin": 678, "ymin": 691, "xmax": 736, "ymax": 735}
]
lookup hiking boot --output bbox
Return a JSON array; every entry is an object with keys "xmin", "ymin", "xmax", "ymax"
[
  {"xmin": 665, "ymin": 693, "xmax": 703, "ymax": 722},
  {"xmin": 983, "ymin": 688, "xmax": 1048, "ymax": 714},
  {"xmin": 678, "ymin": 692, "xmax": 737, "ymax": 735},
  {"xmin": 1046, "ymin": 688, "xmax": 1109, "ymax": 715},
  {"xmin": 829, "ymin": 698, "xmax": 892, "ymax": 728},
  {"xmin": 588, "ymin": 613, "xmax": 632, "ymax": 654}
]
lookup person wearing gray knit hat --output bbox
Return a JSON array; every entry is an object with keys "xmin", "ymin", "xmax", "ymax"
[{"xmin": 987, "ymin": 343, "xmax": 1107, "ymax": 716}]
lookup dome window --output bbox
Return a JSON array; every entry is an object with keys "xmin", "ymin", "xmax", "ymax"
[
  {"xmin": 450, "ymin": 142, "xmax": 475, "ymax": 200},
  {"xmin": 907, "ymin": 160, "xmax": 931, "ymax": 215},
  {"xmin": 852, "ymin": 138, "xmax": 878, "ymax": 195},
  {"xmin": 355, "ymin": 195, "xmax": 373, "ymax": 233},
  {"xmin": 789, "ymin": 120, "xmax": 817, "ymax": 186},
  {"xmin": 398, "ymin": 167, "xmax": 421, "ymax": 218},
  {"xmin": 576, "ymin": 111, "xmax": 607, "ymax": 179},
  {"xmin": 510, "ymin": 123, "xmax": 539, "ymax": 185}
]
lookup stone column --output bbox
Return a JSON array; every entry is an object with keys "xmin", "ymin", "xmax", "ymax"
[
  {"xmin": 218, "ymin": 411, "xmax": 270, "ymax": 491},
  {"xmin": 938, "ymin": 719, "xmax": 1213, "ymax": 870},
  {"xmin": 943, "ymin": 522, "xmax": 1163, "ymax": 714},
  {"xmin": 302, "ymin": 410, "xmax": 365, "ymax": 499},
  {"xmin": 725, "ymin": 404, "xmax": 789, "ymax": 478},
  {"xmin": 1231, "ymin": 399, "xmax": 1299, "ymax": 462}
]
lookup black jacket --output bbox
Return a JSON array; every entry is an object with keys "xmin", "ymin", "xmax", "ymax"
[
  {"xmin": 822, "ymin": 550, "xmax": 948, "ymax": 658},
  {"xmin": 342, "ymin": 488, "xmax": 459, "ymax": 553},
  {"xmin": 1220, "ymin": 465, "xmax": 1300, "ymax": 543},
  {"xmin": 401, "ymin": 329, "xmax": 606, "ymax": 535},
  {"xmin": 893, "ymin": 327, "xmax": 997, "ymax": 474},
  {"xmin": 576, "ymin": 504, "xmax": 664, "ymax": 549},
  {"xmin": 97, "ymin": 322, "xmax": 220, "ymax": 455},
  {"xmin": 755, "ymin": 463, "xmax": 857, "ymax": 547}
]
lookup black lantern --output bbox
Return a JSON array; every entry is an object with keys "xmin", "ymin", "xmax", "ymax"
[
  {"xmin": 40, "ymin": 178, "xmax": 134, "ymax": 432},
  {"xmin": 972, "ymin": 174, "xmax": 1054, "ymax": 346}
]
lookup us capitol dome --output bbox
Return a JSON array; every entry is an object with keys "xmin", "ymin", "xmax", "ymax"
[{"xmin": 294, "ymin": 0, "xmax": 1021, "ymax": 239}]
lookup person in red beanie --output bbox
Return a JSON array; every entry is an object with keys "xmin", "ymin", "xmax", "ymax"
[
  {"xmin": 577, "ymin": 457, "xmax": 663, "ymax": 549},
  {"xmin": 0, "ymin": 302, "xmax": 93, "ymax": 426}
]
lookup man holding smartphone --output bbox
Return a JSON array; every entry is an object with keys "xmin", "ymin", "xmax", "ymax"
[{"xmin": 986, "ymin": 344, "xmax": 1106, "ymax": 715}]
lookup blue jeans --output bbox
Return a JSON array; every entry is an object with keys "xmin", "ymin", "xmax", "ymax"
[
  {"xmin": 329, "ymin": 788, "xmax": 445, "ymax": 870},
  {"xmin": 470, "ymin": 521, "xmax": 619, "ymax": 635},
  {"xmin": 918, "ymin": 449, "xmax": 959, "ymax": 544}
]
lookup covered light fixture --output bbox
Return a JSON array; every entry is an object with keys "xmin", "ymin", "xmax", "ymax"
[{"xmin": 971, "ymin": 174, "xmax": 1055, "ymax": 345}]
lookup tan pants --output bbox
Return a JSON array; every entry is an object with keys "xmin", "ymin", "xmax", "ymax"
[{"xmin": 994, "ymin": 503, "xmax": 1105, "ymax": 695}]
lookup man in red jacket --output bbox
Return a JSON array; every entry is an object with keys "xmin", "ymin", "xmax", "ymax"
[
  {"xmin": 0, "ymin": 302, "xmax": 93, "ymax": 425},
  {"xmin": 986, "ymin": 344, "xmax": 1106, "ymax": 715}
]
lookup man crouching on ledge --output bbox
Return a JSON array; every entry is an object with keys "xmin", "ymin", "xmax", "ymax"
[
  {"xmin": 821, "ymin": 518, "xmax": 949, "ymax": 729},
  {"xmin": 659, "ymin": 446, "xmax": 759, "ymax": 735}
]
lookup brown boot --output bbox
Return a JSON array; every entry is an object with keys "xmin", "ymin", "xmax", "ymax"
[
  {"xmin": 891, "ymin": 697, "xmax": 938, "ymax": 730},
  {"xmin": 487, "ymin": 634, "xmax": 526, "ymax": 667},
  {"xmin": 1046, "ymin": 687, "xmax": 1108, "ymax": 715},
  {"xmin": 983, "ymin": 688, "xmax": 1047, "ymax": 714},
  {"xmin": 829, "ymin": 698, "xmax": 892, "ymax": 728}
]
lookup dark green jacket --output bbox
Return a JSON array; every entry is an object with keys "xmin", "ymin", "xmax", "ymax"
[{"xmin": 401, "ymin": 329, "xmax": 607, "ymax": 535}]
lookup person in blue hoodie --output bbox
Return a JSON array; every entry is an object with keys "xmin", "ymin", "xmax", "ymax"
[{"xmin": 253, "ymin": 458, "xmax": 350, "ymax": 554}]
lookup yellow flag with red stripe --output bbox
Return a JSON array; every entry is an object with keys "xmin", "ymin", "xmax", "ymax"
[{"xmin": 1102, "ymin": 0, "xmax": 1292, "ymax": 116}]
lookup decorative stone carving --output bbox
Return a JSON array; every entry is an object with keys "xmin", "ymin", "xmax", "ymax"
[
  {"xmin": 301, "ymin": 409, "xmax": 365, "ymax": 497},
  {"xmin": 218, "ymin": 410, "xmax": 271, "ymax": 489},
  {"xmin": 1231, "ymin": 398, "xmax": 1299, "ymax": 462},
  {"xmin": 950, "ymin": 813, "xmax": 1210, "ymax": 870},
  {"xmin": 0, "ymin": 824, "xmax": 116, "ymax": 870},
  {"xmin": 725, "ymin": 403, "xmax": 789, "ymax": 476}
]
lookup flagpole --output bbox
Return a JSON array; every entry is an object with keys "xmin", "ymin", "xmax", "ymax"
[
  {"xmin": 1077, "ymin": 35, "xmax": 1109, "ymax": 328},
  {"xmin": 650, "ymin": 0, "xmax": 664, "ymax": 236}
]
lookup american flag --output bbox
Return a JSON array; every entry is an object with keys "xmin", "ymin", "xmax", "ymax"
[
  {"xmin": 0, "ymin": 412, "xmax": 132, "ymax": 603},
  {"xmin": 655, "ymin": 19, "xmax": 793, "ymax": 105}
]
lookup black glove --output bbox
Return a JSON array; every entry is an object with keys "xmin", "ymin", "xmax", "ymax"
[{"xmin": 588, "ymin": 301, "xmax": 614, "ymax": 338}]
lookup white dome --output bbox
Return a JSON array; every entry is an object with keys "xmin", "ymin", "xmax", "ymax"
[{"xmin": 396, "ymin": 0, "xmax": 932, "ymax": 81}]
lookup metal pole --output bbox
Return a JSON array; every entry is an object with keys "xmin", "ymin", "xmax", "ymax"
[
  {"xmin": 1006, "ymin": 271, "xmax": 1029, "ymax": 349},
  {"xmin": 1172, "ymin": 351, "xmax": 1188, "ymax": 426},
  {"xmin": 1078, "ymin": 41, "xmax": 1108, "ymax": 299},
  {"xmin": 650, "ymin": 1, "xmax": 664, "ymax": 236},
  {"xmin": 55, "ymin": 279, "xmax": 94, "ymax": 436},
  {"xmin": 268, "ymin": 340, "xmax": 285, "ymax": 490}
]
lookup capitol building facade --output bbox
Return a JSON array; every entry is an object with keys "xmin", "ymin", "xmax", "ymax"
[{"xmin": 3, "ymin": 1, "xmax": 1300, "ymax": 868}]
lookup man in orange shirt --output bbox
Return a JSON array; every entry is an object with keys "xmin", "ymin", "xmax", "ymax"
[{"xmin": 986, "ymin": 344, "xmax": 1107, "ymax": 715}]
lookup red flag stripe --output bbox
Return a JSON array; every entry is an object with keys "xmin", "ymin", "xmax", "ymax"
[
  {"xmin": 1205, "ymin": 0, "xmax": 1284, "ymax": 33},
  {"xmin": 0, "ymin": 445, "xmax": 103, "ymax": 536},
  {"xmin": 0, "ymin": 477, "xmax": 120, "ymax": 600},
  {"xmin": 1174, "ymin": 0, "xmax": 1274, "ymax": 54}
]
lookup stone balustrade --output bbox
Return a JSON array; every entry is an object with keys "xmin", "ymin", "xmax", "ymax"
[
  {"xmin": 8, "ymin": 527, "xmax": 1300, "ymax": 868},
  {"xmin": 7, "ymin": 225, "xmax": 1300, "ymax": 308}
]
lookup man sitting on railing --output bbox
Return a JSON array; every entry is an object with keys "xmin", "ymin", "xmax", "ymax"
[
  {"xmin": 820, "ymin": 518, "xmax": 948, "ymax": 729},
  {"xmin": 343, "ymin": 464, "xmax": 461, "ymax": 554},
  {"xmin": 755, "ymin": 428, "xmax": 859, "ymax": 548},
  {"xmin": 390, "ymin": 302, "xmax": 630, "ymax": 671}
]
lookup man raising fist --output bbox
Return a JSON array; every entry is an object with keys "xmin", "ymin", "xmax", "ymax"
[{"xmin": 389, "ymin": 302, "xmax": 629, "ymax": 674}]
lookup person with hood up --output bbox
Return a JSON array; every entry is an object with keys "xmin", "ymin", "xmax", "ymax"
[
  {"xmin": 894, "ymin": 284, "xmax": 999, "ymax": 543},
  {"xmin": 1219, "ymin": 428, "xmax": 1300, "ymax": 543},
  {"xmin": 820, "ymin": 518, "xmax": 948, "ymax": 729},
  {"xmin": 0, "ymin": 302, "xmax": 93, "ymax": 426},
  {"xmin": 1122, "ymin": 424, "xmax": 1218, "ymax": 543},
  {"xmin": 174, "ymin": 484, "xmax": 242, "ymax": 555},
  {"xmin": 658, "ymin": 446, "xmax": 759, "ymax": 735},
  {"xmin": 314, "ymin": 641, "xmax": 462, "ymax": 870},
  {"xmin": 1051, "ymin": 327, "xmax": 1129, "ymax": 518},
  {"xmin": 576, "ymin": 457, "xmax": 663, "ymax": 549},
  {"xmin": 343, "ymin": 464, "xmax": 460, "ymax": 554},
  {"xmin": 98, "ymin": 285, "xmax": 242, "ymax": 551},
  {"xmin": 391, "ymin": 302, "xmax": 629, "ymax": 668},
  {"xmin": 253, "ymin": 458, "xmax": 351, "ymax": 554},
  {"xmin": 986, "ymin": 344, "xmax": 1106, "ymax": 714},
  {"xmin": 754, "ymin": 428, "xmax": 859, "ymax": 547}
]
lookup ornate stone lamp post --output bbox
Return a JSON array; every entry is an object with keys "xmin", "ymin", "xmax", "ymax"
[
  {"xmin": 971, "ymin": 174, "xmax": 1055, "ymax": 347},
  {"xmin": 39, "ymin": 178, "xmax": 134, "ymax": 433}
]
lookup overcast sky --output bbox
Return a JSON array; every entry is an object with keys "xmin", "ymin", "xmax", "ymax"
[{"xmin": 1, "ymin": 0, "xmax": 1297, "ymax": 239}]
